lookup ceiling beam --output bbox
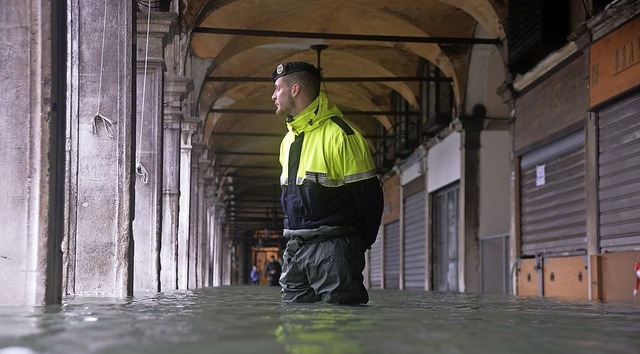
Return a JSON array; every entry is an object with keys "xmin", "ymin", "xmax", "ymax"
[
  {"xmin": 229, "ymin": 212, "xmax": 283, "ymax": 218},
  {"xmin": 222, "ymin": 174, "xmax": 280, "ymax": 179},
  {"xmin": 205, "ymin": 76, "xmax": 452, "ymax": 83},
  {"xmin": 229, "ymin": 207, "xmax": 281, "ymax": 211},
  {"xmin": 210, "ymin": 108, "xmax": 420, "ymax": 116},
  {"xmin": 210, "ymin": 131, "xmax": 282, "ymax": 137},
  {"xmin": 226, "ymin": 198, "xmax": 280, "ymax": 203},
  {"xmin": 193, "ymin": 27, "xmax": 501, "ymax": 45},
  {"xmin": 228, "ymin": 207, "xmax": 283, "ymax": 213},
  {"xmin": 210, "ymin": 130, "xmax": 395, "ymax": 140},
  {"xmin": 219, "ymin": 164, "xmax": 280, "ymax": 170},
  {"xmin": 215, "ymin": 150, "xmax": 279, "ymax": 156},
  {"xmin": 228, "ymin": 216, "xmax": 283, "ymax": 222}
]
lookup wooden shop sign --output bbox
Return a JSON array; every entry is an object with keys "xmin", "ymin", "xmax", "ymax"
[{"xmin": 590, "ymin": 16, "xmax": 640, "ymax": 107}]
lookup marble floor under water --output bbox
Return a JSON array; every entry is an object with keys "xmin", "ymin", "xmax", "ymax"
[{"xmin": 1, "ymin": 285, "xmax": 639, "ymax": 354}]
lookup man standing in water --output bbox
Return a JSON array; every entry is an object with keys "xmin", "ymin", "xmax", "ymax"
[{"xmin": 271, "ymin": 61, "xmax": 383, "ymax": 304}]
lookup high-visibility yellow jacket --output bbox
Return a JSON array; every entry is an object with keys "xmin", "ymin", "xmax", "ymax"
[{"xmin": 279, "ymin": 92, "xmax": 383, "ymax": 247}]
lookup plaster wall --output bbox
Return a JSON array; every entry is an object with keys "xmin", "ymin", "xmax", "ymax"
[
  {"xmin": 427, "ymin": 132, "xmax": 461, "ymax": 193},
  {"xmin": 479, "ymin": 131, "xmax": 510, "ymax": 238},
  {"xmin": 464, "ymin": 26, "xmax": 510, "ymax": 118}
]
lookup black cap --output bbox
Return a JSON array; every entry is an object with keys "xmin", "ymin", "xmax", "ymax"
[{"xmin": 271, "ymin": 61, "xmax": 321, "ymax": 82}]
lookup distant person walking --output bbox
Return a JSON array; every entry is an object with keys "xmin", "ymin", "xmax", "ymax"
[
  {"xmin": 250, "ymin": 265, "xmax": 260, "ymax": 285},
  {"xmin": 265, "ymin": 256, "xmax": 282, "ymax": 286}
]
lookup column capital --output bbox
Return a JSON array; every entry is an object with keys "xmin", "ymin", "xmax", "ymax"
[
  {"xmin": 458, "ymin": 104, "xmax": 486, "ymax": 133},
  {"xmin": 163, "ymin": 116, "xmax": 181, "ymax": 130},
  {"xmin": 136, "ymin": 12, "xmax": 177, "ymax": 37},
  {"xmin": 164, "ymin": 76, "xmax": 193, "ymax": 129},
  {"xmin": 496, "ymin": 81, "xmax": 516, "ymax": 113},
  {"xmin": 181, "ymin": 118, "xmax": 201, "ymax": 149},
  {"xmin": 191, "ymin": 141, "xmax": 207, "ymax": 168},
  {"xmin": 203, "ymin": 165, "xmax": 215, "ymax": 184},
  {"xmin": 199, "ymin": 156, "xmax": 212, "ymax": 170},
  {"xmin": 164, "ymin": 75, "xmax": 194, "ymax": 100},
  {"xmin": 136, "ymin": 12, "xmax": 177, "ymax": 63},
  {"xmin": 181, "ymin": 117, "xmax": 200, "ymax": 132},
  {"xmin": 192, "ymin": 140, "xmax": 208, "ymax": 153}
]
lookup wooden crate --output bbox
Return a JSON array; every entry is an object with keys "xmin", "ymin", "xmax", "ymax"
[
  {"xmin": 600, "ymin": 251, "xmax": 640, "ymax": 303},
  {"xmin": 517, "ymin": 258, "xmax": 539, "ymax": 297},
  {"xmin": 543, "ymin": 256, "xmax": 588, "ymax": 300}
]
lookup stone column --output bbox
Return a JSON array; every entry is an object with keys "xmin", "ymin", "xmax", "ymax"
[
  {"xmin": 208, "ymin": 190, "xmax": 222, "ymax": 287},
  {"xmin": 197, "ymin": 158, "xmax": 216, "ymax": 284},
  {"xmin": 195, "ymin": 150, "xmax": 211, "ymax": 287},
  {"xmin": 187, "ymin": 141, "xmax": 207, "ymax": 288},
  {"xmin": 203, "ymin": 196, "xmax": 213, "ymax": 287},
  {"xmin": 65, "ymin": 0, "xmax": 135, "ymax": 297},
  {"xmin": 160, "ymin": 76, "xmax": 192, "ymax": 291},
  {"xmin": 458, "ymin": 115, "xmax": 483, "ymax": 294},
  {"xmin": 177, "ymin": 118, "xmax": 198, "ymax": 289},
  {"xmin": 212, "ymin": 207, "xmax": 220, "ymax": 287},
  {"xmin": 586, "ymin": 112, "xmax": 600, "ymax": 300},
  {"xmin": 0, "ymin": 1, "xmax": 63, "ymax": 305},
  {"xmin": 205, "ymin": 200, "xmax": 214, "ymax": 287},
  {"xmin": 133, "ymin": 11, "xmax": 176, "ymax": 293}
]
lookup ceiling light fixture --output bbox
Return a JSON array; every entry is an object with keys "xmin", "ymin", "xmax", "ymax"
[{"xmin": 310, "ymin": 44, "xmax": 328, "ymax": 74}]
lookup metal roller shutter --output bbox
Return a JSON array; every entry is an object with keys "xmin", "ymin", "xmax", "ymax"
[
  {"xmin": 403, "ymin": 191, "xmax": 426, "ymax": 290},
  {"xmin": 368, "ymin": 228, "xmax": 383, "ymax": 289},
  {"xmin": 598, "ymin": 93, "xmax": 640, "ymax": 252},
  {"xmin": 520, "ymin": 130, "xmax": 586, "ymax": 256},
  {"xmin": 384, "ymin": 220, "xmax": 400, "ymax": 289}
]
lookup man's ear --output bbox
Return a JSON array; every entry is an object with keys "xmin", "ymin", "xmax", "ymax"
[{"xmin": 291, "ymin": 83, "xmax": 300, "ymax": 97}]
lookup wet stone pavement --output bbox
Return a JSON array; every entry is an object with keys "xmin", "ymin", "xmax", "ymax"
[{"xmin": 1, "ymin": 285, "xmax": 640, "ymax": 354}]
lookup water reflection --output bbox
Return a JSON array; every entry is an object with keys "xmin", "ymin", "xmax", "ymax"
[
  {"xmin": 276, "ymin": 305, "xmax": 372, "ymax": 354},
  {"xmin": 0, "ymin": 287, "xmax": 639, "ymax": 354}
]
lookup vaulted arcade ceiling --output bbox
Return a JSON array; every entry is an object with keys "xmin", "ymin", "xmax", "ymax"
[{"xmin": 182, "ymin": 0, "xmax": 507, "ymax": 233}]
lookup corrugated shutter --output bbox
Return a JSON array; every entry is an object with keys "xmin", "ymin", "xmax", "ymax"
[
  {"xmin": 599, "ymin": 93, "xmax": 640, "ymax": 252},
  {"xmin": 403, "ymin": 191, "xmax": 426, "ymax": 290},
  {"xmin": 368, "ymin": 228, "xmax": 383, "ymax": 289},
  {"xmin": 520, "ymin": 130, "xmax": 586, "ymax": 256},
  {"xmin": 384, "ymin": 220, "xmax": 400, "ymax": 289}
]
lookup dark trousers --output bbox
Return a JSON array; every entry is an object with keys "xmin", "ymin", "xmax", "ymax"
[{"xmin": 280, "ymin": 235, "xmax": 368, "ymax": 304}]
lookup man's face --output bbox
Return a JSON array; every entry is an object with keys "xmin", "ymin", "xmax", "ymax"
[{"xmin": 272, "ymin": 77, "xmax": 295, "ymax": 117}]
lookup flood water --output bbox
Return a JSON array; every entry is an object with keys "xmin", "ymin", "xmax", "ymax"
[{"xmin": 1, "ymin": 286, "xmax": 639, "ymax": 354}]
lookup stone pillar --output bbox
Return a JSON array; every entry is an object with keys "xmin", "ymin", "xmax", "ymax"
[
  {"xmin": 208, "ymin": 190, "xmax": 222, "ymax": 287},
  {"xmin": 187, "ymin": 141, "xmax": 207, "ymax": 288},
  {"xmin": 458, "ymin": 115, "xmax": 483, "ymax": 294},
  {"xmin": 177, "ymin": 118, "xmax": 198, "ymax": 289},
  {"xmin": 206, "ymin": 200, "xmax": 214, "ymax": 287},
  {"xmin": 160, "ymin": 76, "xmax": 192, "ymax": 291},
  {"xmin": 0, "ymin": 1, "xmax": 63, "ymax": 305},
  {"xmin": 199, "ymin": 199, "xmax": 211, "ymax": 287},
  {"xmin": 195, "ymin": 150, "xmax": 210, "ymax": 287},
  {"xmin": 204, "ymin": 196, "xmax": 213, "ymax": 287},
  {"xmin": 133, "ymin": 11, "xmax": 176, "ymax": 293},
  {"xmin": 202, "ymin": 166, "xmax": 215, "ymax": 287},
  {"xmin": 211, "ymin": 207, "xmax": 220, "ymax": 287},
  {"xmin": 65, "ymin": 0, "xmax": 135, "ymax": 297},
  {"xmin": 586, "ymin": 112, "xmax": 600, "ymax": 300}
]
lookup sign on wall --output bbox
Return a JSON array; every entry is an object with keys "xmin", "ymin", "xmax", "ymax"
[
  {"xmin": 514, "ymin": 55, "xmax": 588, "ymax": 152},
  {"xmin": 590, "ymin": 16, "xmax": 640, "ymax": 107}
]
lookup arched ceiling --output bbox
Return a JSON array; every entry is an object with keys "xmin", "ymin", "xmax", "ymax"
[{"xmin": 185, "ymin": 0, "xmax": 506, "ymax": 234}]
